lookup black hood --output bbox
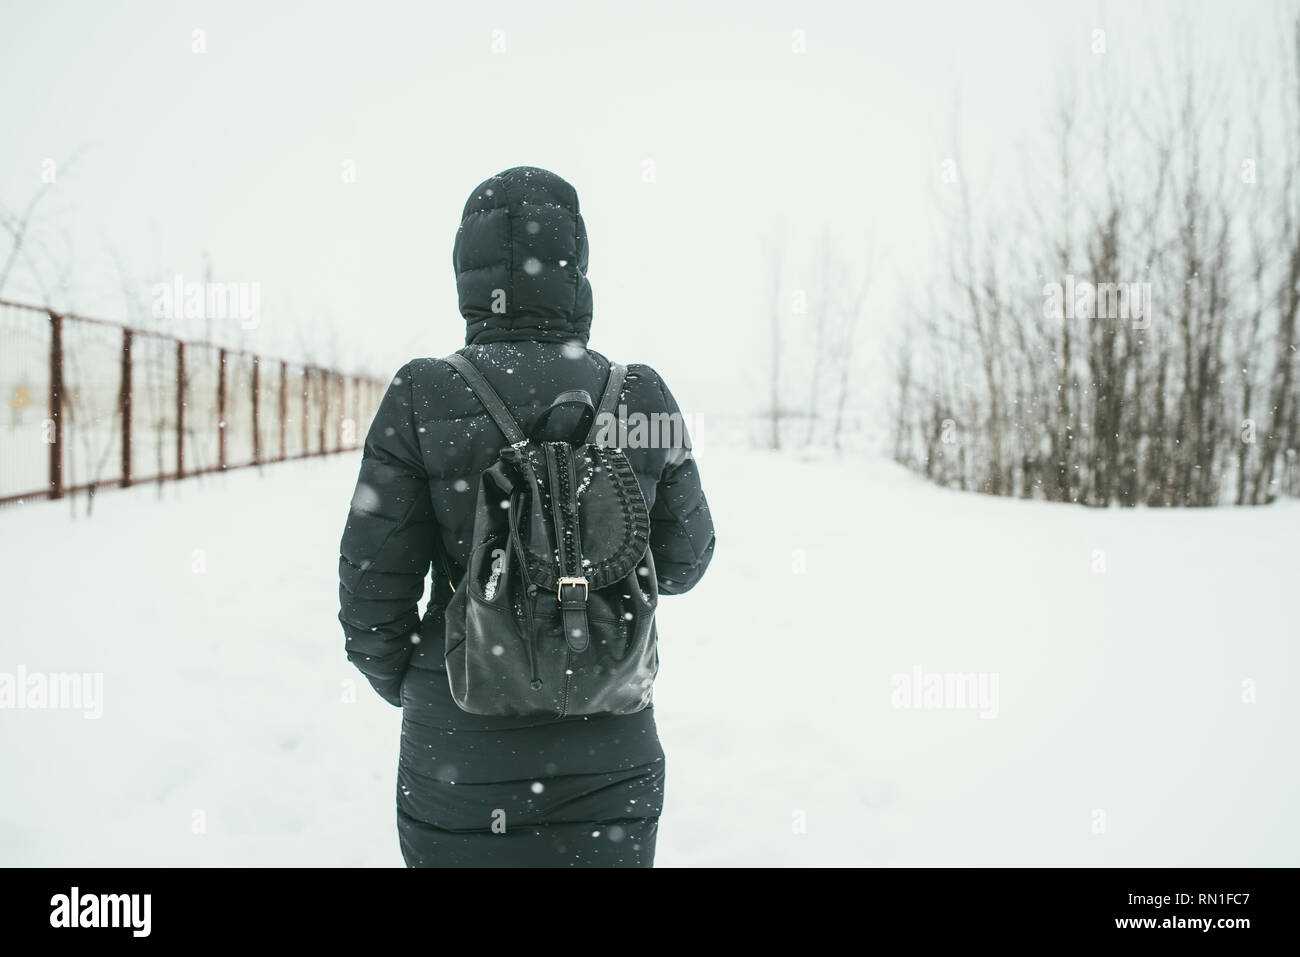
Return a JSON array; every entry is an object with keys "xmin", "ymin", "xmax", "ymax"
[{"xmin": 453, "ymin": 166, "xmax": 593, "ymax": 346}]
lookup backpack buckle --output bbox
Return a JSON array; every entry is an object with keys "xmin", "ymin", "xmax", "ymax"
[{"xmin": 556, "ymin": 577, "xmax": 589, "ymax": 601}]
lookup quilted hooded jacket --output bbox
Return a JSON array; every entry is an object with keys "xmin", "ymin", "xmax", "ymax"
[{"xmin": 337, "ymin": 166, "xmax": 715, "ymax": 866}]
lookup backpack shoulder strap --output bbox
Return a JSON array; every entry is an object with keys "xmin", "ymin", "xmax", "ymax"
[
  {"xmin": 586, "ymin": 362, "xmax": 627, "ymax": 445},
  {"xmin": 442, "ymin": 353, "xmax": 527, "ymax": 445}
]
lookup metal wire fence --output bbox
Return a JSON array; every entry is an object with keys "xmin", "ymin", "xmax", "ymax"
[{"xmin": 0, "ymin": 299, "xmax": 385, "ymax": 505}]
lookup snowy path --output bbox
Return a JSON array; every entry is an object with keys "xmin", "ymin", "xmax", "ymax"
[{"xmin": 1, "ymin": 449, "xmax": 1297, "ymax": 866}]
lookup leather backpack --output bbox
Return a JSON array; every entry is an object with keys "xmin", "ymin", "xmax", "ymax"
[{"xmin": 437, "ymin": 354, "xmax": 659, "ymax": 717}]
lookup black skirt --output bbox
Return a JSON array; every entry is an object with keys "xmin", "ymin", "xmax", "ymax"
[{"xmin": 395, "ymin": 665, "xmax": 667, "ymax": 867}]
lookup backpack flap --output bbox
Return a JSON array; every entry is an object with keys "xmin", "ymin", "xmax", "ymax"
[{"xmin": 501, "ymin": 443, "xmax": 651, "ymax": 595}]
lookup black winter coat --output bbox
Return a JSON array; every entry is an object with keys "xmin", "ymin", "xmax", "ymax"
[{"xmin": 338, "ymin": 167, "xmax": 715, "ymax": 867}]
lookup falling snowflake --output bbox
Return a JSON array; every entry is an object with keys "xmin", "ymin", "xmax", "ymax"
[{"xmin": 351, "ymin": 481, "xmax": 382, "ymax": 513}]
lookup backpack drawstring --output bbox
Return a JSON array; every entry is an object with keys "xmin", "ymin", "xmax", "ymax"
[{"xmin": 506, "ymin": 486, "xmax": 541, "ymax": 688}]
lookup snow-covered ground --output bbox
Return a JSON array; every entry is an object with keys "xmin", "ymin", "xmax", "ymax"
[{"xmin": 1, "ymin": 448, "xmax": 1297, "ymax": 866}]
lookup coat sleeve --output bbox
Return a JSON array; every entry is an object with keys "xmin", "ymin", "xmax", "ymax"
[
  {"xmin": 338, "ymin": 363, "xmax": 437, "ymax": 706},
  {"xmin": 644, "ymin": 368, "xmax": 716, "ymax": 595}
]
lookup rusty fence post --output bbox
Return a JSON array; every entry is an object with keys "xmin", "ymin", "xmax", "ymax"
[
  {"xmin": 351, "ymin": 375, "xmax": 360, "ymax": 447},
  {"xmin": 176, "ymin": 341, "xmax": 186, "ymax": 479},
  {"xmin": 217, "ymin": 347, "xmax": 228, "ymax": 470},
  {"xmin": 120, "ymin": 328, "xmax": 133, "ymax": 487},
  {"xmin": 251, "ymin": 355, "xmax": 261, "ymax": 465},
  {"xmin": 328, "ymin": 372, "xmax": 336, "ymax": 452},
  {"xmin": 48, "ymin": 311, "xmax": 64, "ymax": 499},
  {"xmin": 301, "ymin": 367, "xmax": 309, "ymax": 455},
  {"xmin": 339, "ymin": 372, "xmax": 347, "ymax": 450},
  {"xmin": 317, "ymin": 368, "xmax": 326, "ymax": 455},
  {"xmin": 278, "ymin": 360, "xmax": 287, "ymax": 461}
]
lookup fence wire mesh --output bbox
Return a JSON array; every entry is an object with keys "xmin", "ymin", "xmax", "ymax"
[{"xmin": 0, "ymin": 300, "xmax": 384, "ymax": 504}]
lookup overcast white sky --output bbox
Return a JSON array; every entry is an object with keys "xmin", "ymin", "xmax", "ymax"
[{"xmin": 0, "ymin": 0, "xmax": 1283, "ymax": 415}]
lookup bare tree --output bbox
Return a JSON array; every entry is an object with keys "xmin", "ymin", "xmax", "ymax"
[{"xmin": 894, "ymin": 12, "xmax": 1300, "ymax": 508}]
